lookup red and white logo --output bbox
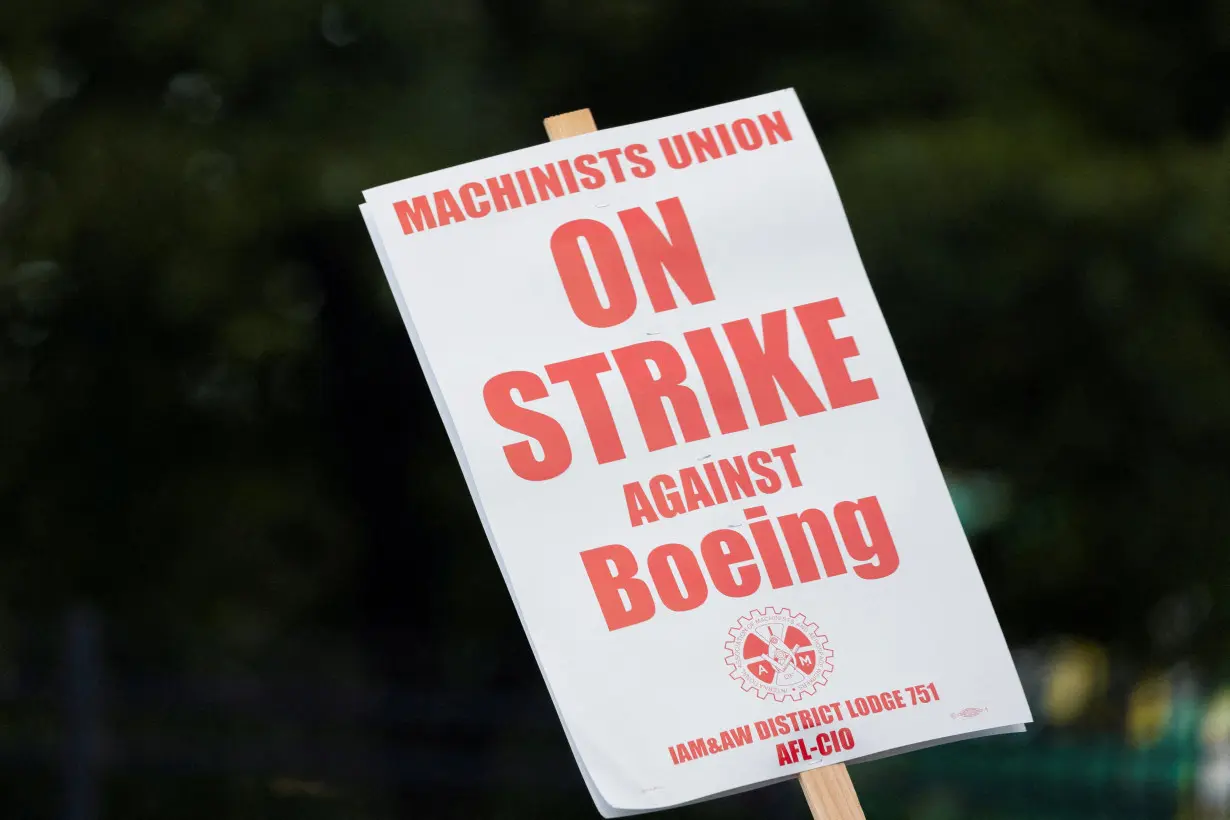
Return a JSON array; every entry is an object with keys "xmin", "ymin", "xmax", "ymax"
[{"xmin": 724, "ymin": 607, "xmax": 833, "ymax": 702}]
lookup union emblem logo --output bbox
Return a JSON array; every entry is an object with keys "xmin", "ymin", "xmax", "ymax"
[{"xmin": 724, "ymin": 607, "xmax": 833, "ymax": 702}]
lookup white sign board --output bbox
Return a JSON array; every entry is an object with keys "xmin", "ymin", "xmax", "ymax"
[{"xmin": 360, "ymin": 89, "xmax": 1031, "ymax": 816}]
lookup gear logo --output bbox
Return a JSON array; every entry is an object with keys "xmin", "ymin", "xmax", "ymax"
[{"xmin": 724, "ymin": 607, "xmax": 833, "ymax": 702}]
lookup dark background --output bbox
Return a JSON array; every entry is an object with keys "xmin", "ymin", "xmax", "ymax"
[{"xmin": 2, "ymin": 1, "xmax": 1229, "ymax": 818}]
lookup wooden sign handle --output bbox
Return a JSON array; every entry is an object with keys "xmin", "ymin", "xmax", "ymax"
[
  {"xmin": 544, "ymin": 108, "xmax": 598, "ymax": 141},
  {"xmin": 542, "ymin": 107, "xmax": 866, "ymax": 820},
  {"xmin": 798, "ymin": 764, "xmax": 866, "ymax": 819}
]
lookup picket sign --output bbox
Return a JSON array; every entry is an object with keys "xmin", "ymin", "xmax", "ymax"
[
  {"xmin": 543, "ymin": 107, "xmax": 864, "ymax": 820},
  {"xmin": 360, "ymin": 90, "xmax": 1032, "ymax": 817}
]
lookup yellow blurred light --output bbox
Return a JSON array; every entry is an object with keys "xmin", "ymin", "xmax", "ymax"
[
  {"xmin": 1126, "ymin": 677, "xmax": 1172, "ymax": 748},
  {"xmin": 1202, "ymin": 688, "xmax": 1230, "ymax": 745},
  {"xmin": 1043, "ymin": 640, "xmax": 1108, "ymax": 725}
]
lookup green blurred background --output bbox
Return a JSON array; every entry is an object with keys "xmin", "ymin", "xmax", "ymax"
[{"xmin": 1, "ymin": 1, "xmax": 1229, "ymax": 818}]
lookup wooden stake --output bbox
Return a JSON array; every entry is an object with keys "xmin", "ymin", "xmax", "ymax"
[
  {"xmin": 798, "ymin": 764, "xmax": 866, "ymax": 819},
  {"xmin": 543, "ymin": 107, "xmax": 866, "ymax": 820},
  {"xmin": 544, "ymin": 108, "xmax": 598, "ymax": 141}
]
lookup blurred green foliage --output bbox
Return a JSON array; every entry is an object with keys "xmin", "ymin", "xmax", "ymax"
[{"xmin": 0, "ymin": 0, "xmax": 1228, "ymax": 817}]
